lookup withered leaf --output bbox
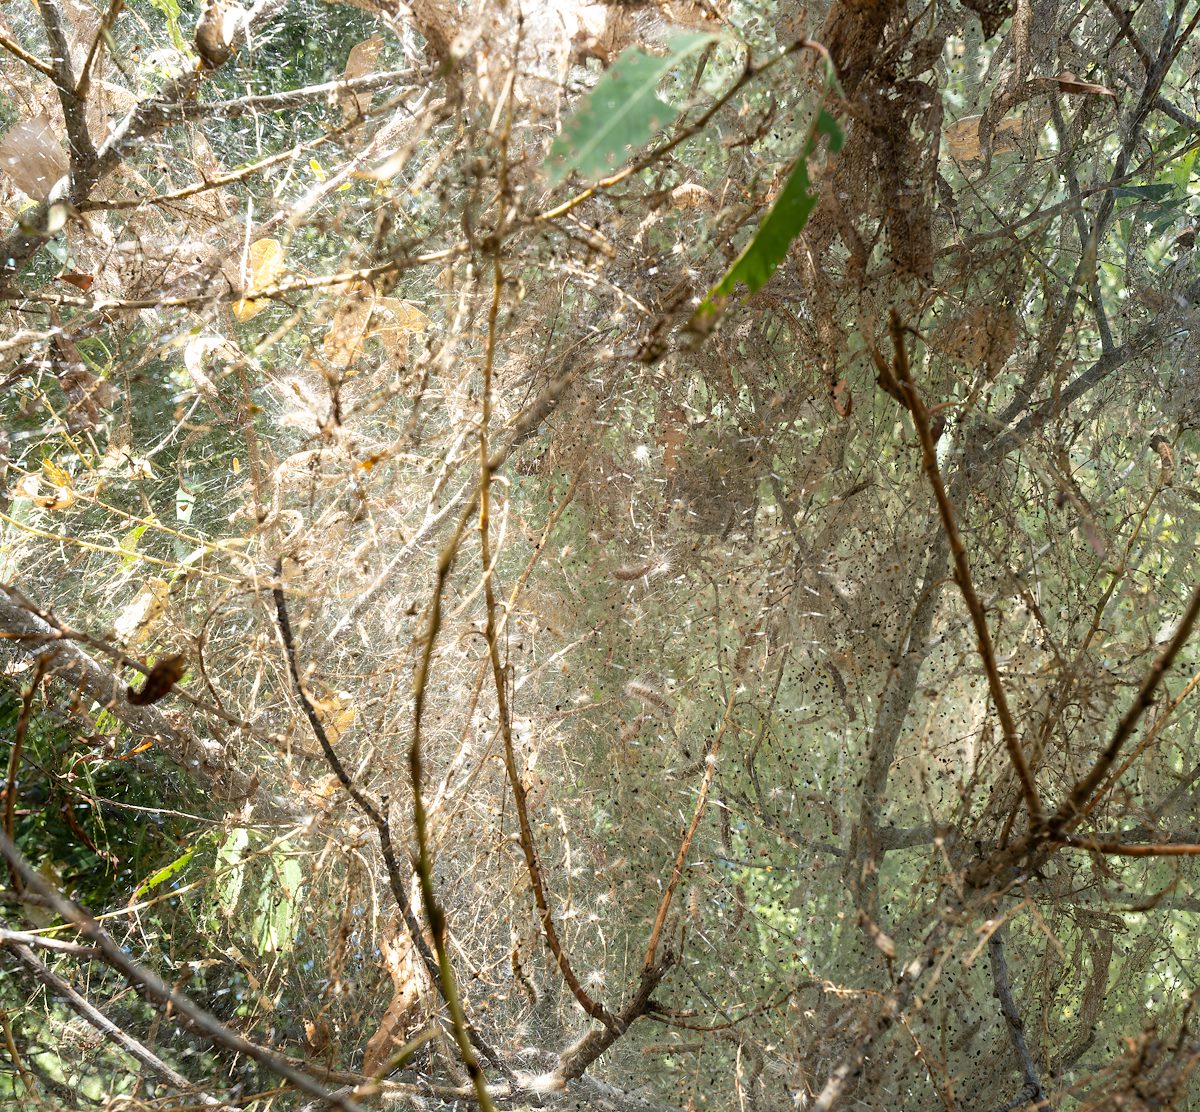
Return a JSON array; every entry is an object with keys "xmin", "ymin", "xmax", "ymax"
[
  {"xmin": 338, "ymin": 35, "xmax": 385, "ymax": 124},
  {"xmin": 1035, "ymin": 71, "xmax": 1116, "ymax": 98},
  {"xmin": 127, "ymin": 654, "xmax": 186, "ymax": 706},
  {"xmin": 232, "ymin": 239, "xmax": 286, "ymax": 322},
  {"xmin": 323, "ymin": 280, "xmax": 376, "ymax": 369}
]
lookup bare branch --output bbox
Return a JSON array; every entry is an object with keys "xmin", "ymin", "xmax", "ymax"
[
  {"xmin": 988, "ymin": 927, "xmax": 1051, "ymax": 1112},
  {"xmin": 1, "ymin": 926, "xmax": 229, "ymax": 1104},
  {"xmin": 885, "ymin": 311, "xmax": 1044, "ymax": 826}
]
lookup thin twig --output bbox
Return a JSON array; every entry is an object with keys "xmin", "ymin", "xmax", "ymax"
[
  {"xmin": 0, "ymin": 28, "xmax": 56, "ymax": 77},
  {"xmin": 1, "ymin": 928, "xmax": 229, "ymax": 1104},
  {"xmin": 884, "ymin": 310, "xmax": 1044, "ymax": 826},
  {"xmin": 1052, "ymin": 577, "xmax": 1200, "ymax": 831},
  {"xmin": 988, "ymin": 927, "xmax": 1051, "ymax": 1111},
  {"xmin": 478, "ymin": 52, "xmax": 621, "ymax": 1033},
  {"xmin": 271, "ymin": 565, "xmax": 507, "ymax": 1095}
]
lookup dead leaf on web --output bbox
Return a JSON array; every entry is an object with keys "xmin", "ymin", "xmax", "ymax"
[
  {"xmin": 127, "ymin": 653, "xmax": 186, "ymax": 705},
  {"xmin": 184, "ymin": 332, "xmax": 241, "ymax": 406},
  {"xmin": 369, "ymin": 297, "xmax": 430, "ymax": 366},
  {"xmin": 338, "ymin": 35, "xmax": 384, "ymax": 125},
  {"xmin": 323, "ymin": 280, "xmax": 377, "ymax": 370},
  {"xmin": 14, "ymin": 460, "xmax": 77, "ymax": 510},
  {"xmin": 232, "ymin": 239, "xmax": 286, "ymax": 322},
  {"xmin": 0, "ymin": 115, "xmax": 68, "ymax": 202},
  {"xmin": 1033, "ymin": 71, "xmax": 1116, "ymax": 98},
  {"xmin": 944, "ymin": 114, "xmax": 1018, "ymax": 161},
  {"xmin": 362, "ymin": 921, "xmax": 422, "ymax": 1076},
  {"xmin": 309, "ymin": 689, "xmax": 356, "ymax": 744}
]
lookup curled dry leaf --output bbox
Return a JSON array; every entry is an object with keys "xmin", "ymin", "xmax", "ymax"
[
  {"xmin": 0, "ymin": 115, "xmax": 69, "ymax": 202},
  {"xmin": 195, "ymin": 0, "xmax": 247, "ymax": 68},
  {"xmin": 1035, "ymin": 71, "xmax": 1116, "ymax": 97},
  {"xmin": 233, "ymin": 239, "xmax": 286, "ymax": 322},
  {"xmin": 127, "ymin": 653, "xmax": 186, "ymax": 706}
]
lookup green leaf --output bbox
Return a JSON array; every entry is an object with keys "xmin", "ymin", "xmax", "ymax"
[
  {"xmin": 545, "ymin": 32, "xmax": 718, "ymax": 184},
  {"xmin": 691, "ymin": 108, "xmax": 843, "ymax": 330},
  {"xmin": 145, "ymin": 0, "xmax": 187, "ymax": 52},
  {"xmin": 254, "ymin": 854, "xmax": 303, "ymax": 954},
  {"xmin": 130, "ymin": 835, "xmax": 210, "ymax": 903},
  {"xmin": 1113, "ymin": 184, "xmax": 1176, "ymax": 201},
  {"xmin": 217, "ymin": 827, "xmax": 251, "ymax": 916}
]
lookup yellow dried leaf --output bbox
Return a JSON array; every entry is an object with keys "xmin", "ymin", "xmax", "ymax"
[
  {"xmin": 310, "ymin": 691, "xmax": 357, "ymax": 743},
  {"xmin": 323, "ymin": 280, "xmax": 376, "ymax": 370},
  {"xmin": 41, "ymin": 459, "xmax": 73, "ymax": 489},
  {"xmin": 18, "ymin": 460, "xmax": 78, "ymax": 510},
  {"xmin": 232, "ymin": 239, "xmax": 286, "ymax": 322},
  {"xmin": 368, "ymin": 297, "xmax": 429, "ymax": 367},
  {"xmin": 384, "ymin": 300, "xmax": 430, "ymax": 332}
]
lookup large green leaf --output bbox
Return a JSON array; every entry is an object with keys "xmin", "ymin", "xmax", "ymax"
[
  {"xmin": 545, "ymin": 32, "xmax": 718, "ymax": 184},
  {"xmin": 691, "ymin": 107, "xmax": 843, "ymax": 330}
]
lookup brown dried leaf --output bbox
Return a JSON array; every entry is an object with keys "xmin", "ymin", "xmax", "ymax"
[
  {"xmin": 232, "ymin": 238, "xmax": 286, "ymax": 321},
  {"xmin": 127, "ymin": 653, "xmax": 186, "ymax": 706},
  {"xmin": 338, "ymin": 35, "xmax": 384, "ymax": 124},
  {"xmin": 1036, "ymin": 71, "xmax": 1116, "ymax": 97},
  {"xmin": 369, "ymin": 297, "xmax": 430, "ymax": 367},
  {"xmin": 362, "ymin": 924, "xmax": 422, "ymax": 1076},
  {"xmin": 0, "ymin": 115, "xmax": 68, "ymax": 202},
  {"xmin": 323, "ymin": 280, "xmax": 377, "ymax": 369}
]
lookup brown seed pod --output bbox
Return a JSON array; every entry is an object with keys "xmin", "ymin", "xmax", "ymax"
[{"xmin": 127, "ymin": 654, "xmax": 186, "ymax": 706}]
